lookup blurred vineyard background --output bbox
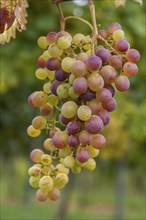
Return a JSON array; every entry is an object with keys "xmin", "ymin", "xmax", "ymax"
[{"xmin": 0, "ymin": 0, "xmax": 145, "ymax": 219}]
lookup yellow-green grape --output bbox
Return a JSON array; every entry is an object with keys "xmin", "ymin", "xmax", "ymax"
[
  {"xmin": 84, "ymin": 35, "xmax": 91, "ymax": 44},
  {"xmin": 43, "ymin": 138, "xmax": 54, "ymax": 151},
  {"xmin": 37, "ymin": 36, "xmax": 48, "ymax": 49},
  {"xmin": 61, "ymin": 101, "xmax": 78, "ymax": 118},
  {"xmin": 84, "ymin": 158, "xmax": 96, "ymax": 171},
  {"xmin": 86, "ymin": 145, "xmax": 99, "ymax": 158},
  {"xmin": 39, "ymin": 176, "xmax": 54, "ymax": 192},
  {"xmin": 29, "ymin": 176, "xmax": 40, "ymax": 188},
  {"xmin": 41, "ymin": 154, "xmax": 52, "ymax": 166},
  {"xmin": 28, "ymin": 166, "xmax": 41, "ymax": 177},
  {"xmin": 69, "ymin": 74, "xmax": 76, "ymax": 85},
  {"xmin": 112, "ymin": 29, "xmax": 125, "ymax": 41},
  {"xmin": 82, "ymin": 44, "xmax": 91, "ymax": 51},
  {"xmin": 32, "ymin": 116, "xmax": 47, "ymax": 130},
  {"xmin": 57, "ymin": 83, "xmax": 70, "ymax": 99},
  {"xmin": 57, "ymin": 36, "xmax": 72, "ymax": 50},
  {"xmin": 43, "ymin": 82, "xmax": 51, "ymax": 94},
  {"xmin": 48, "ymin": 94, "xmax": 59, "ymax": 106},
  {"xmin": 55, "ymin": 163, "xmax": 69, "ymax": 175},
  {"xmin": 35, "ymin": 68, "xmax": 47, "ymax": 80},
  {"xmin": 63, "ymin": 155, "xmax": 75, "ymax": 169},
  {"xmin": 58, "ymin": 146, "xmax": 72, "ymax": 158},
  {"xmin": 86, "ymin": 49, "xmax": 91, "ymax": 56},
  {"xmin": 41, "ymin": 166, "xmax": 52, "ymax": 175},
  {"xmin": 48, "ymin": 187, "xmax": 60, "ymax": 201},
  {"xmin": 77, "ymin": 105, "xmax": 92, "ymax": 121},
  {"xmin": 27, "ymin": 125, "xmax": 41, "ymax": 137},
  {"xmin": 71, "ymin": 165, "xmax": 82, "ymax": 174},
  {"xmin": 72, "ymin": 33, "xmax": 85, "ymax": 45},
  {"xmin": 54, "ymin": 173, "xmax": 69, "ymax": 189},
  {"xmin": 61, "ymin": 57, "xmax": 75, "ymax": 73},
  {"xmin": 75, "ymin": 158, "xmax": 86, "ymax": 167},
  {"xmin": 48, "ymin": 44, "xmax": 63, "ymax": 58},
  {"xmin": 45, "ymin": 68, "xmax": 55, "ymax": 81},
  {"xmin": 43, "ymin": 50, "xmax": 51, "ymax": 61},
  {"xmin": 69, "ymin": 86, "xmax": 79, "ymax": 99}
]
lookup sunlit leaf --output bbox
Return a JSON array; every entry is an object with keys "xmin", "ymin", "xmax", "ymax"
[{"xmin": 133, "ymin": 0, "xmax": 143, "ymax": 5}]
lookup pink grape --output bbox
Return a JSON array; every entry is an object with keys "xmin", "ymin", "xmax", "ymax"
[
  {"xmin": 79, "ymin": 130, "xmax": 92, "ymax": 145},
  {"xmin": 126, "ymin": 49, "xmax": 140, "ymax": 63},
  {"xmin": 30, "ymin": 149, "xmax": 44, "ymax": 163},
  {"xmin": 73, "ymin": 77, "xmax": 88, "ymax": 94},
  {"xmin": 52, "ymin": 131, "xmax": 68, "ymax": 149},
  {"xmin": 76, "ymin": 148, "xmax": 90, "ymax": 163},
  {"xmin": 123, "ymin": 62, "xmax": 138, "ymax": 76},
  {"xmin": 104, "ymin": 84, "xmax": 115, "ymax": 97},
  {"xmin": 77, "ymin": 52, "xmax": 89, "ymax": 63},
  {"xmin": 49, "ymin": 127, "xmax": 61, "ymax": 138},
  {"xmin": 31, "ymin": 91, "xmax": 48, "ymax": 107},
  {"xmin": 98, "ymin": 108, "xmax": 110, "ymax": 126},
  {"xmin": 48, "ymin": 187, "xmax": 60, "ymax": 201},
  {"xmin": 87, "ymin": 99, "xmax": 101, "ymax": 115},
  {"xmin": 40, "ymin": 103, "xmax": 52, "ymax": 116},
  {"xmin": 66, "ymin": 121, "xmax": 81, "ymax": 134},
  {"xmin": 86, "ymin": 56, "xmax": 102, "ymax": 71},
  {"xmin": 46, "ymin": 32, "xmax": 57, "ymax": 45},
  {"xmin": 68, "ymin": 134, "xmax": 79, "ymax": 147},
  {"xmin": 115, "ymin": 40, "xmax": 129, "ymax": 52},
  {"xmin": 96, "ymin": 88, "xmax": 112, "ymax": 103},
  {"xmin": 36, "ymin": 189, "xmax": 48, "ymax": 202},
  {"xmin": 46, "ymin": 58, "xmax": 60, "ymax": 71},
  {"xmin": 87, "ymin": 73, "xmax": 104, "ymax": 92},
  {"xmin": 71, "ymin": 60, "xmax": 87, "ymax": 77},
  {"xmin": 85, "ymin": 115, "xmax": 104, "ymax": 134},
  {"xmin": 96, "ymin": 48, "xmax": 111, "ymax": 64},
  {"xmin": 102, "ymin": 97, "xmax": 117, "ymax": 112},
  {"xmin": 38, "ymin": 55, "xmax": 46, "ymax": 68},
  {"xmin": 107, "ymin": 22, "xmax": 122, "ymax": 34},
  {"xmin": 115, "ymin": 75, "xmax": 130, "ymax": 92},
  {"xmin": 91, "ymin": 134, "xmax": 106, "ymax": 149},
  {"xmin": 98, "ymin": 29, "xmax": 108, "ymax": 39},
  {"xmin": 100, "ymin": 65, "xmax": 117, "ymax": 84},
  {"xmin": 109, "ymin": 55, "xmax": 123, "ymax": 69}
]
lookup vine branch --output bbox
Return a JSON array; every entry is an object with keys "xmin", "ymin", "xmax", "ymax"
[
  {"xmin": 57, "ymin": 3, "xmax": 65, "ymax": 31},
  {"xmin": 65, "ymin": 16, "xmax": 93, "ymax": 31}
]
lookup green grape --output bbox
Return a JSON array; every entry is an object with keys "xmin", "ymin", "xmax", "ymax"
[
  {"xmin": 29, "ymin": 176, "xmax": 40, "ymax": 188},
  {"xmin": 61, "ymin": 101, "xmax": 78, "ymax": 118},
  {"xmin": 39, "ymin": 176, "xmax": 54, "ymax": 192},
  {"xmin": 27, "ymin": 125, "xmax": 41, "ymax": 137},
  {"xmin": 45, "ymin": 68, "xmax": 55, "ymax": 81},
  {"xmin": 37, "ymin": 36, "xmax": 48, "ymax": 49},
  {"xmin": 57, "ymin": 36, "xmax": 72, "ymax": 50},
  {"xmin": 84, "ymin": 158, "xmax": 96, "ymax": 171},
  {"xmin": 41, "ymin": 154, "xmax": 52, "ymax": 166},
  {"xmin": 32, "ymin": 116, "xmax": 47, "ymax": 130},
  {"xmin": 61, "ymin": 57, "xmax": 75, "ymax": 73},
  {"xmin": 42, "ymin": 50, "xmax": 51, "ymax": 61},
  {"xmin": 86, "ymin": 145, "xmax": 99, "ymax": 158},
  {"xmin": 69, "ymin": 86, "xmax": 79, "ymax": 99},
  {"xmin": 113, "ymin": 29, "xmax": 124, "ymax": 41},
  {"xmin": 48, "ymin": 187, "xmax": 60, "ymax": 201},
  {"xmin": 48, "ymin": 44, "xmax": 63, "ymax": 58},
  {"xmin": 54, "ymin": 173, "xmax": 69, "ymax": 189},
  {"xmin": 72, "ymin": 33, "xmax": 85, "ymax": 45},
  {"xmin": 58, "ymin": 146, "xmax": 72, "ymax": 158},
  {"xmin": 28, "ymin": 166, "xmax": 41, "ymax": 177},
  {"xmin": 71, "ymin": 165, "xmax": 82, "ymax": 174},
  {"xmin": 63, "ymin": 155, "xmax": 75, "ymax": 169},
  {"xmin": 43, "ymin": 82, "xmax": 51, "ymax": 94},
  {"xmin": 41, "ymin": 166, "xmax": 52, "ymax": 175},
  {"xmin": 69, "ymin": 74, "xmax": 76, "ymax": 85},
  {"xmin": 43, "ymin": 138, "xmax": 54, "ymax": 151},
  {"xmin": 56, "ymin": 83, "xmax": 70, "ymax": 99},
  {"xmin": 55, "ymin": 163, "xmax": 69, "ymax": 175},
  {"xmin": 77, "ymin": 105, "xmax": 92, "ymax": 121},
  {"xmin": 48, "ymin": 94, "xmax": 59, "ymax": 106},
  {"xmin": 35, "ymin": 68, "xmax": 47, "ymax": 80}
]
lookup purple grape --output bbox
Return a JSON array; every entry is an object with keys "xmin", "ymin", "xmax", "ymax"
[
  {"xmin": 115, "ymin": 40, "xmax": 129, "ymax": 52},
  {"xmin": 107, "ymin": 22, "xmax": 122, "ymax": 34},
  {"xmin": 109, "ymin": 55, "xmax": 123, "ymax": 69},
  {"xmin": 100, "ymin": 65, "xmax": 117, "ymax": 84},
  {"xmin": 85, "ymin": 115, "xmax": 104, "ymax": 134},
  {"xmin": 59, "ymin": 114, "xmax": 73, "ymax": 126},
  {"xmin": 102, "ymin": 97, "xmax": 117, "ymax": 112},
  {"xmin": 52, "ymin": 131, "xmax": 68, "ymax": 149},
  {"xmin": 123, "ymin": 62, "xmax": 138, "ymax": 76},
  {"xmin": 73, "ymin": 77, "xmax": 88, "ymax": 94},
  {"xmin": 87, "ymin": 99, "xmax": 101, "ymax": 115},
  {"xmin": 46, "ymin": 58, "xmax": 60, "ymax": 71},
  {"xmin": 66, "ymin": 121, "xmax": 81, "ymax": 134},
  {"xmin": 96, "ymin": 88, "xmax": 112, "ymax": 103},
  {"xmin": 104, "ymin": 84, "xmax": 115, "ymax": 97},
  {"xmin": 86, "ymin": 56, "xmax": 102, "ymax": 72},
  {"xmin": 68, "ymin": 135, "xmax": 79, "ymax": 147},
  {"xmin": 81, "ymin": 89, "xmax": 96, "ymax": 101},
  {"xmin": 50, "ymin": 80, "xmax": 60, "ymax": 95},
  {"xmin": 79, "ymin": 130, "xmax": 92, "ymax": 145},
  {"xmin": 96, "ymin": 48, "xmax": 111, "ymax": 64},
  {"xmin": 55, "ymin": 68, "xmax": 68, "ymax": 82},
  {"xmin": 126, "ymin": 49, "xmax": 140, "ymax": 63},
  {"xmin": 76, "ymin": 148, "xmax": 90, "ymax": 163},
  {"xmin": 98, "ymin": 109, "xmax": 110, "ymax": 126},
  {"xmin": 115, "ymin": 75, "xmax": 130, "ymax": 92},
  {"xmin": 98, "ymin": 29, "xmax": 108, "ymax": 39}
]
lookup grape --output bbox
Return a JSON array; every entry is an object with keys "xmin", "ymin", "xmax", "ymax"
[
  {"xmin": 48, "ymin": 44, "xmax": 63, "ymax": 58},
  {"xmin": 32, "ymin": 116, "xmax": 47, "ymax": 130},
  {"xmin": 43, "ymin": 50, "xmax": 51, "ymax": 61},
  {"xmin": 52, "ymin": 131, "xmax": 69, "ymax": 149},
  {"xmin": 123, "ymin": 62, "xmax": 138, "ymax": 76},
  {"xmin": 55, "ymin": 164, "xmax": 69, "ymax": 175},
  {"xmin": 104, "ymin": 84, "xmax": 115, "ymax": 97},
  {"xmin": 43, "ymin": 138, "xmax": 54, "ymax": 151},
  {"xmin": 48, "ymin": 187, "xmax": 60, "ymax": 201},
  {"xmin": 107, "ymin": 22, "xmax": 122, "ymax": 34},
  {"xmin": 98, "ymin": 108, "xmax": 110, "ymax": 126},
  {"xmin": 79, "ymin": 130, "xmax": 92, "ymax": 145},
  {"xmin": 76, "ymin": 148, "xmax": 90, "ymax": 163},
  {"xmin": 46, "ymin": 32, "xmax": 57, "ymax": 45},
  {"xmin": 37, "ymin": 56, "xmax": 46, "ymax": 68},
  {"xmin": 35, "ymin": 68, "xmax": 47, "ymax": 80},
  {"xmin": 69, "ymin": 86, "xmax": 79, "ymax": 99},
  {"xmin": 36, "ymin": 189, "xmax": 48, "ymax": 202},
  {"xmin": 86, "ymin": 145, "xmax": 99, "ymax": 158},
  {"xmin": 29, "ymin": 176, "xmax": 40, "ymax": 188},
  {"xmin": 102, "ymin": 97, "xmax": 117, "ymax": 112},
  {"xmin": 57, "ymin": 83, "xmax": 70, "ymax": 98},
  {"xmin": 57, "ymin": 36, "xmax": 71, "ymax": 49},
  {"xmin": 76, "ymin": 52, "xmax": 89, "ymax": 63},
  {"xmin": 71, "ymin": 60, "xmax": 87, "ymax": 77},
  {"xmin": 96, "ymin": 48, "xmax": 111, "ymax": 64},
  {"xmin": 71, "ymin": 165, "xmax": 82, "ymax": 174},
  {"xmin": 115, "ymin": 75, "xmax": 130, "ymax": 92},
  {"xmin": 47, "ymin": 94, "xmax": 59, "ymax": 106},
  {"xmin": 126, "ymin": 49, "xmax": 140, "ymax": 63},
  {"xmin": 84, "ymin": 158, "xmax": 96, "ymax": 171},
  {"xmin": 69, "ymin": 74, "xmax": 76, "ymax": 85},
  {"xmin": 45, "ymin": 68, "xmax": 55, "ymax": 81},
  {"xmin": 50, "ymin": 80, "xmax": 60, "ymax": 96},
  {"xmin": 68, "ymin": 134, "xmax": 79, "ymax": 147},
  {"xmin": 91, "ymin": 134, "xmax": 106, "ymax": 149},
  {"xmin": 87, "ymin": 73, "xmax": 104, "ymax": 92},
  {"xmin": 55, "ymin": 68, "xmax": 68, "ymax": 82},
  {"xmin": 86, "ymin": 56, "xmax": 102, "ymax": 72},
  {"xmin": 30, "ymin": 149, "xmax": 44, "ymax": 163},
  {"xmin": 81, "ymin": 89, "xmax": 96, "ymax": 101},
  {"xmin": 96, "ymin": 88, "xmax": 112, "ymax": 103},
  {"xmin": 63, "ymin": 155, "xmax": 75, "ymax": 168},
  {"xmin": 61, "ymin": 57, "xmax": 75, "ymax": 73},
  {"xmin": 98, "ymin": 29, "xmax": 108, "ymax": 39},
  {"xmin": 85, "ymin": 115, "xmax": 104, "ymax": 134},
  {"xmin": 46, "ymin": 58, "xmax": 60, "ymax": 71},
  {"xmin": 59, "ymin": 114, "xmax": 73, "ymax": 126},
  {"xmin": 28, "ymin": 166, "xmax": 41, "ymax": 177},
  {"xmin": 37, "ymin": 36, "xmax": 48, "ymax": 49},
  {"xmin": 27, "ymin": 125, "xmax": 41, "ymax": 137},
  {"xmin": 77, "ymin": 105, "xmax": 92, "ymax": 121},
  {"xmin": 87, "ymin": 99, "xmax": 101, "ymax": 115},
  {"xmin": 66, "ymin": 121, "xmax": 81, "ymax": 134},
  {"xmin": 73, "ymin": 76, "xmax": 88, "ymax": 94},
  {"xmin": 61, "ymin": 101, "xmax": 78, "ymax": 118},
  {"xmin": 58, "ymin": 146, "xmax": 72, "ymax": 158},
  {"xmin": 40, "ymin": 103, "xmax": 52, "ymax": 116},
  {"xmin": 115, "ymin": 40, "xmax": 129, "ymax": 52},
  {"xmin": 112, "ymin": 29, "xmax": 125, "ymax": 41},
  {"xmin": 43, "ymin": 82, "xmax": 51, "ymax": 94},
  {"xmin": 100, "ymin": 65, "xmax": 117, "ymax": 84},
  {"xmin": 31, "ymin": 91, "xmax": 48, "ymax": 107},
  {"xmin": 39, "ymin": 176, "xmax": 54, "ymax": 192},
  {"xmin": 109, "ymin": 55, "xmax": 123, "ymax": 69},
  {"xmin": 55, "ymin": 31, "xmax": 72, "ymax": 42},
  {"xmin": 54, "ymin": 173, "xmax": 69, "ymax": 189},
  {"xmin": 49, "ymin": 127, "xmax": 61, "ymax": 138},
  {"xmin": 41, "ymin": 154, "xmax": 52, "ymax": 166},
  {"xmin": 72, "ymin": 33, "xmax": 85, "ymax": 45}
]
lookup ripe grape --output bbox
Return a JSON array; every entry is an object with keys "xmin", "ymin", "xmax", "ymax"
[
  {"xmin": 79, "ymin": 130, "xmax": 92, "ymax": 145},
  {"xmin": 123, "ymin": 62, "xmax": 138, "ymax": 76},
  {"xmin": 52, "ymin": 131, "xmax": 69, "ymax": 149},
  {"xmin": 61, "ymin": 101, "xmax": 78, "ymax": 118},
  {"xmin": 66, "ymin": 121, "xmax": 81, "ymax": 134},
  {"xmin": 115, "ymin": 39, "xmax": 129, "ymax": 52},
  {"xmin": 107, "ymin": 22, "xmax": 122, "ymax": 34},
  {"xmin": 27, "ymin": 125, "xmax": 41, "ymax": 137},
  {"xmin": 43, "ymin": 138, "xmax": 54, "ymax": 151},
  {"xmin": 126, "ymin": 49, "xmax": 140, "ymax": 63},
  {"xmin": 98, "ymin": 108, "xmax": 110, "ymax": 126},
  {"xmin": 37, "ymin": 56, "xmax": 46, "ymax": 68},
  {"xmin": 32, "ymin": 116, "xmax": 47, "ymax": 130},
  {"xmin": 87, "ymin": 99, "xmax": 101, "ymax": 115},
  {"xmin": 98, "ymin": 29, "xmax": 108, "ymax": 39},
  {"xmin": 40, "ymin": 103, "xmax": 52, "ymax": 116},
  {"xmin": 71, "ymin": 60, "xmax": 87, "ymax": 77},
  {"xmin": 36, "ymin": 189, "xmax": 48, "ymax": 202},
  {"xmin": 76, "ymin": 148, "xmax": 90, "ymax": 163},
  {"xmin": 50, "ymin": 80, "xmax": 60, "ymax": 96},
  {"xmin": 46, "ymin": 32, "xmax": 57, "ymax": 45},
  {"xmin": 109, "ymin": 55, "xmax": 123, "ymax": 69},
  {"xmin": 87, "ymin": 73, "xmax": 104, "ymax": 92},
  {"xmin": 46, "ymin": 57, "xmax": 60, "ymax": 71},
  {"xmin": 102, "ymin": 97, "xmax": 117, "ymax": 112},
  {"xmin": 104, "ymin": 84, "xmax": 115, "ymax": 97},
  {"xmin": 100, "ymin": 65, "xmax": 117, "ymax": 84},
  {"xmin": 61, "ymin": 57, "xmax": 75, "ymax": 73},
  {"xmin": 73, "ymin": 76, "xmax": 88, "ymax": 94},
  {"xmin": 55, "ymin": 68, "xmax": 68, "ymax": 82},
  {"xmin": 85, "ymin": 115, "xmax": 104, "ymax": 134},
  {"xmin": 55, "ymin": 31, "xmax": 72, "ymax": 42},
  {"xmin": 96, "ymin": 88, "xmax": 112, "ymax": 104},
  {"xmin": 68, "ymin": 134, "xmax": 79, "ymax": 147},
  {"xmin": 91, "ymin": 134, "xmax": 106, "ymax": 149},
  {"xmin": 96, "ymin": 48, "xmax": 111, "ymax": 64},
  {"xmin": 86, "ymin": 56, "xmax": 102, "ymax": 71},
  {"xmin": 30, "ymin": 149, "xmax": 44, "ymax": 163},
  {"xmin": 48, "ymin": 187, "xmax": 60, "ymax": 201},
  {"xmin": 77, "ymin": 52, "xmax": 89, "ymax": 63},
  {"xmin": 31, "ymin": 91, "xmax": 48, "ymax": 107},
  {"xmin": 115, "ymin": 75, "xmax": 130, "ymax": 92},
  {"xmin": 77, "ymin": 105, "xmax": 92, "ymax": 121},
  {"xmin": 81, "ymin": 89, "xmax": 96, "ymax": 101}
]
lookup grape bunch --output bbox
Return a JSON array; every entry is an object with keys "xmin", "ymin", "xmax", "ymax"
[{"xmin": 27, "ymin": 22, "xmax": 140, "ymax": 202}]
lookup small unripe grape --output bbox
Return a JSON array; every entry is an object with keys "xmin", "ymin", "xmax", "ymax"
[
  {"xmin": 45, "ymin": 68, "xmax": 55, "ymax": 80},
  {"xmin": 61, "ymin": 57, "xmax": 75, "ymax": 73},
  {"xmin": 71, "ymin": 165, "xmax": 81, "ymax": 174},
  {"xmin": 30, "ymin": 149, "xmax": 44, "ymax": 163},
  {"xmin": 107, "ymin": 22, "xmax": 122, "ymax": 35},
  {"xmin": 58, "ymin": 146, "xmax": 72, "ymax": 158},
  {"xmin": 31, "ymin": 91, "xmax": 48, "ymax": 107},
  {"xmin": 41, "ymin": 154, "xmax": 52, "ymax": 166},
  {"xmin": 54, "ymin": 173, "xmax": 69, "ymax": 189},
  {"xmin": 57, "ymin": 36, "xmax": 71, "ymax": 49},
  {"xmin": 55, "ymin": 163, "xmax": 69, "ymax": 175},
  {"xmin": 36, "ymin": 189, "xmax": 48, "ymax": 202},
  {"xmin": 57, "ymin": 83, "xmax": 70, "ymax": 99},
  {"xmin": 72, "ymin": 33, "xmax": 85, "ymax": 45},
  {"xmin": 69, "ymin": 74, "xmax": 76, "ymax": 85},
  {"xmin": 48, "ymin": 187, "xmax": 60, "ymax": 201},
  {"xmin": 29, "ymin": 176, "xmax": 40, "ymax": 188},
  {"xmin": 43, "ymin": 138, "xmax": 54, "ymax": 151},
  {"xmin": 48, "ymin": 44, "xmax": 63, "ymax": 58},
  {"xmin": 39, "ymin": 176, "xmax": 54, "ymax": 193},
  {"xmin": 35, "ymin": 68, "xmax": 47, "ymax": 80},
  {"xmin": 77, "ymin": 105, "xmax": 92, "ymax": 121},
  {"xmin": 77, "ymin": 52, "xmax": 89, "ymax": 63},
  {"xmin": 28, "ymin": 166, "xmax": 41, "ymax": 177},
  {"xmin": 37, "ymin": 36, "xmax": 48, "ymax": 49},
  {"xmin": 38, "ymin": 56, "xmax": 46, "ymax": 68},
  {"xmin": 86, "ymin": 145, "xmax": 99, "ymax": 158},
  {"xmin": 32, "ymin": 116, "xmax": 47, "ymax": 130},
  {"xmin": 42, "ymin": 50, "xmax": 51, "ymax": 61},
  {"xmin": 43, "ymin": 82, "xmax": 51, "ymax": 94},
  {"xmin": 63, "ymin": 155, "xmax": 75, "ymax": 168},
  {"xmin": 61, "ymin": 101, "xmax": 78, "ymax": 118},
  {"xmin": 55, "ymin": 31, "xmax": 72, "ymax": 42},
  {"xmin": 48, "ymin": 94, "xmax": 59, "ymax": 106},
  {"xmin": 69, "ymin": 86, "xmax": 79, "ymax": 99},
  {"xmin": 98, "ymin": 29, "xmax": 108, "ymax": 39},
  {"xmin": 84, "ymin": 158, "xmax": 96, "ymax": 171},
  {"xmin": 27, "ymin": 125, "xmax": 41, "ymax": 137},
  {"xmin": 112, "ymin": 29, "xmax": 124, "ymax": 41}
]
